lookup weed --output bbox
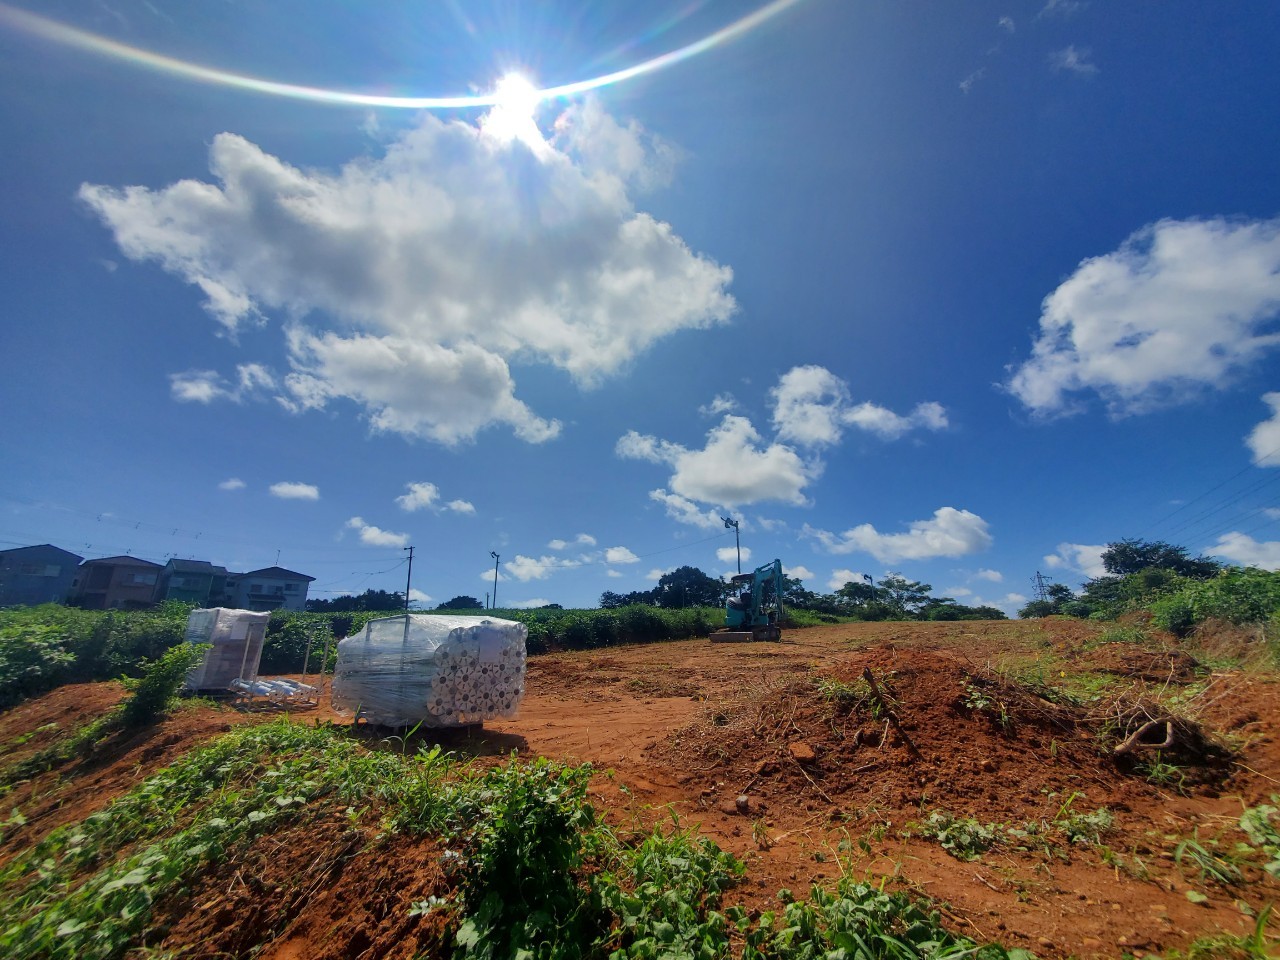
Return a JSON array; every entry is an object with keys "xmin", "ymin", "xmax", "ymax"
[
  {"xmin": 1052, "ymin": 793, "xmax": 1115, "ymax": 845},
  {"xmin": 910, "ymin": 809, "xmax": 999, "ymax": 861},
  {"xmin": 1238, "ymin": 798, "xmax": 1280, "ymax": 877},
  {"xmin": 1145, "ymin": 904, "xmax": 1277, "ymax": 959},
  {"xmin": 1174, "ymin": 835, "xmax": 1243, "ymax": 887}
]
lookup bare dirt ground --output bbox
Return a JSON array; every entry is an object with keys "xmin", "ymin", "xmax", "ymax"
[{"xmin": 3, "ymin": 619, "xmax": 1280, "ymax": 959}]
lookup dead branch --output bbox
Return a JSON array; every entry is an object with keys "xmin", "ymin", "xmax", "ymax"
[
  {"xmin": 862, "ymin": 667, "xmax": 921, "ymax": 758},
  {"xmin": 1113, "ymin": 719, "xmax": 1174, "ymax": 756}
]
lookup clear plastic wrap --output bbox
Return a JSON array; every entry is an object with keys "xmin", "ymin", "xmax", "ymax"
[
  {"xmin": 182, "ymin": 608, "xmax": 271, "ymax": 691},
  {"xmin": 331, "ymin": 614, "xmax": 527, "ymax": 727}
]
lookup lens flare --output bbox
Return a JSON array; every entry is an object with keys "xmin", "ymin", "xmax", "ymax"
[{"xmin": 0, "ymin": 0, "xmax": 807, "ymax": 110}]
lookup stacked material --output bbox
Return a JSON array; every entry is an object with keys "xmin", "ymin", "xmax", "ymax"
[
  {"xmin": 183, "ymin": 608, "xmax": 271, "ymax": 692},
  {"xmin": 228, "ymin": 677, "xmax": 316, "ymax": 703},
  {"xmin": 332, "ymin": 614, "xmax": 526, "ymax": 727}
]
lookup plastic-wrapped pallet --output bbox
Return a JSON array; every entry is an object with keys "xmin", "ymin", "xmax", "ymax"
[
  {"xmin": 183, "ymin": 608, "xmax": 271, "ymax": 691},
  {"xmin": 331, "ymin": 614, "xmax": 526, "ymax": 727}
]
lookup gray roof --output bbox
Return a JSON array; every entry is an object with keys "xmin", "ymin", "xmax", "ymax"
[
  {"xmin": 238, "ymin": 566, "xmax": 315, "ymax": 582},
  {"xmin": 82, "ymin": 555, "xmax": 162, "ymax": 568},
  {"xmin": 166, "ymin": 559, "xmax": 229, "ymax": 576},
  {"xmin": 0, "ymin": 544, "xmax": 83, "ymax": 563}
]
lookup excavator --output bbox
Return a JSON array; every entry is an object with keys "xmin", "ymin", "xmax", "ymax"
[{"xmin": 711, "ymin": 558, "xmax": 784, "ymax": 642}]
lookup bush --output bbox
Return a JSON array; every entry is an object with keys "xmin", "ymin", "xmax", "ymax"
[{"xmin": 1150, "ymin": 567, "xmax": 1280, "ymax": 636}]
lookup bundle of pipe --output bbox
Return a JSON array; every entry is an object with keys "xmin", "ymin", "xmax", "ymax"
[{"xmin": 332, "ymin": 614, "xmax": 527, "ymax": 728}]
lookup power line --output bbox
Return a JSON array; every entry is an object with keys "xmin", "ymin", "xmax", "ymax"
[{"xmin": 1141, "ymin": 444, "xmax": 1280, "ymax": 539}]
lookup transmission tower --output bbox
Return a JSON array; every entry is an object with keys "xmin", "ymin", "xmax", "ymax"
[{"xmin": 1032, "ymin": 571, "xmax": 1050, "ymax": 602}]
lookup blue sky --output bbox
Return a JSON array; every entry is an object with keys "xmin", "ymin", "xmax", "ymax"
[{"xmin": 3, "ymin": 0, "xmax": 1280, "ymax": 613}]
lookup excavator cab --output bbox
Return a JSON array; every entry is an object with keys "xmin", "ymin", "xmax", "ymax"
[{"xmin": 714, "ymin": 559, "xmax": 784, "ymax": 642}]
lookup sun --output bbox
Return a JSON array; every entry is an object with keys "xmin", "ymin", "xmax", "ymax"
[{"xmin": 492, "ymin": 72, "xmax": 541, "ymax": 122}]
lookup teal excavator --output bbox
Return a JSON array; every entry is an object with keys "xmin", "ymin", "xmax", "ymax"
[{"xmin": 712, "ymin": 558, "xmax": 784, "ymax": 643}]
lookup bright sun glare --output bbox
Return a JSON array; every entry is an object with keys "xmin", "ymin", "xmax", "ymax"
[{"xmin": 493, "ymin": 73, "xmax": 541, "ymax": 120}]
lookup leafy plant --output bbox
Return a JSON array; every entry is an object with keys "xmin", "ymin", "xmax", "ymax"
[
  {"xmin": 1174, "ymin": 836, "xmax": 1243, "ymax": 887},
  {"xmin": 1238, "ymin": 799, "xmax": 1280, "ymax": 877},
  {"xmin": 910, "ymin": 810, "xmax": 999, "ymax": 861}
]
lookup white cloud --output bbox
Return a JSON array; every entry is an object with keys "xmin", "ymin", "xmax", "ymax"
[
  {"xmin": 805, "ymin": 507, "xmax": 992, "ymax": 563},
  {"xmin": 827, "ymin": 569, "xmax": 865, "ymax": 591},
  {"xmin": 408, "ymin": 588, "xmax": 433, "ymax": 606},
  {"xmin": 605, "ymin": 546, "xmax": 640, "ymax": 564},
  {"xmin": 1008, "ymin": 217, "xmax": 1280, "ymax": 417},
  {"xmin": 646, "ymin": 567, "xmax": 672, "ymax": 581},
  {"xmin": 171, "ymin": 370, "xmax": 231, "ymax": 404},
  {"xmin": 269, "ymin": 481, "xmax": 320, "ymax": 501},
  {"xmin": 1246, "ymin": 393, "xmax": 1280, "ymax": 466},
  {"xmin": 699, "ymin": 393, "xmax": 738, "ymax": 417},
  {"xmin": 396, "ymin": 481, "xmax": 441, "ymax": 512},
  {"xmin": 346, "ymin": 516, "xmax": 408, "ymax": 547},
  {"xmin": 446, "ymin": 499, "xmax": 476, "ymax": 515},
  {"xmin": 218, "ymin": 477, "xmax": 246, "ymax": 491},
  {"xmin": 1049, "ymin": 45, "xmax": 1097, "ymax": 76},
  {"xmin": 998, "ymin": 16, "xmax": 1015, "ymax": 32},
  {"xmin": 504, "ymin": 554, "xmax": 581, "ymax": 581},
  {"xmin": 549, "ymin": 533, "xmax": 597, "ymax": 550},
  {"xmin": 1208, "ymin": 532, "xmax": 1280, "ymax": 570},
  {"xmin": 647, "ymin": 489, "xmax": 725, "ymax": 530},
  {"xmin": 606, "ymin": 569, "xmax": 624, "ymax": 578},
  {"xmin": 974, "ymin": 568, "xmax": 1003, "ymax": 583},
  {"xmin": 81, "ymin": 102, "xmax": 734, "ymax": 445},
  {"xmin": 785, "ymin": 564, "xmax": 815, "ymax": 582},
  {"xmin": 619, "ymin": 416, "xmax": 813, "ymax": 508},
  {"xmin": 770, "ymin": 366, "xmax": 947, "ymax": 445},
  {"xmin": 1043, "ymin": 543, "xmax": 1106, "ymax": 579},
  {"xmin": 946, "ymin": 586, "xmax": 974, "ymax": 598},
  {"xmin": 717, "ymin": 545, "xmax": 752, "ymax": 566},
  {"xmin": 507, "ymin": 597, "xmax": 553, "ymax": 609}
]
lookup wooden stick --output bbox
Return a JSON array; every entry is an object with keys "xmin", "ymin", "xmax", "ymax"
[
  {"xmin": 1113, "ymin": 718, "xmax": 1174, "ymax": 756},
  {"xmin": 862, "ymin": 667, "xmax": 921, "ymax": 758}
]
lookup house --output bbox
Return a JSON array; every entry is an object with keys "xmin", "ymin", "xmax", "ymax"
[
  {"xmin": 227, "ymin": 566, "xmax": 315, "ymax": 612},
  {"xmin": 0, "ymin": 544, "xmax": 84, "ymax": 607},
  {"xmin": 69, "ymin": 556, "xmax": 163, "ymax": 609},
  {"xmin": 156, "ymin": 559, "xmax": 230, "ymax": 606}
]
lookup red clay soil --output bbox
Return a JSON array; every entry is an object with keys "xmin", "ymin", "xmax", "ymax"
[{"xmin": 3, "ymin": 620, "xmax": 1280, "ymax": 959}]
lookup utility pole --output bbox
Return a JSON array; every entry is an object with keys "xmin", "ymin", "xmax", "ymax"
[
  {"xmin": 721, "ymin": 516, "xmax": 741, "ymax": 574},
  {"xmin": 404, "ymin": 545, "xmax": 414, "ymax": 612},
  {"xmin": 490, "ymin": 551, "xmax": 500, "ymax": 609}
]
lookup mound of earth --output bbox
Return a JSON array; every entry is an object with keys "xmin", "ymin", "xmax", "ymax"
[{"xmin": 653, "ymin": 646, "xmax": 1226, "ymax": 823}]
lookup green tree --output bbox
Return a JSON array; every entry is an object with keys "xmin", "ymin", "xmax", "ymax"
[
  {"xmin": 876, "ymin": 574, "xmax": 933, "ymax": 617},
  {"xmin": 654, "ymin": 566, "xmax": 725, "ymax": 609},
  {"xmin": 436, "ymin": 595, "xmax": 483, "ymax": 610},
  {"xmin": 1101, "ymin": 539, "xmax": 1221, "ymax": 580},
  {"xmin": 306, "ymin": 589, "xmax": 406, "ymax": 612}
]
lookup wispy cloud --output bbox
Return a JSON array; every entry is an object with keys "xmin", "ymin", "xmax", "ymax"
[{"xmin": 1049, "ymin": 45, "xmax": 1098, "ymax": 76}]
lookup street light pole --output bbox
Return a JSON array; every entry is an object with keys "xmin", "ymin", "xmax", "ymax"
[
  {"xmin": 721, "ymin": 516, "xmax": 741, "ymax": 574},
  {"xmin": 490, "ymin": 551, "xmax": 500, "ymax": 609}
]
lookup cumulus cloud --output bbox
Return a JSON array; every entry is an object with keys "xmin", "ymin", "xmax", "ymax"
[
  {"xmin": 647, "ymin": 490, "xmax": 726, "ymax": 530},
  {"xmin": 395, "ymin": 481, "xmax": 476, "ymax": 514},
  {"xmin": 619, "ymin": 416, "xmax": 813, "ymax": 508},
  {"xmin": 81, "ymin": 99, "xmax": 735, "ymax": 445},
  {"xmin": 346, "ymin": 516, "xmax": 408, "ymax": 547},
  {"xmin": 827, "ymin": 569, "xmax": 869, "ymax": 591},
  {"xmin": 605, "ymin": 546, "xmax": 640, "ymax": 564},
  {"xmin": 269, "ymin": 481, "xmax": 320, "ymax": 500},
  {"xmin": 1208, "ymin": 532, "xmax": 1280, "ymax": 570},
  {"xmin": 503, "ymin": 554, "xmax": 581, "ymax": 581},
  {"xmin": 699, "ymin": 393, "xmax": 738, "ymax": 417},
  {"xmin": 805, "ymin": 507, "xmax": 992, "ymax": 563},
  {"xmin": 770, "ymin": 366, "xmax": 947, "ymax": 444},
  {"xmin": 1246, "ymin": 393, "xmax": 1280, "ymax": 466},
  {"xmin": 974, "ymin": 568, "xmax": 1003, "ymax": 583},
  {"xmin": 1049, "ymin": 45, "xmax": 1098, "ymax": 76},
  {"xmin": 408, "ymin": 588, "xmax": 433, "ymax": 606},
  {"xmin": 170, "ymin": 363, "xmax": 277, "ymax": 404},
  {"xmin": 785, "ymin": 564, "xmax": 815, "ymax": 582},
  {"xmin": 717, "ymin": 545, "xmax": 752, "ymax": 567},
  {"xmin": 646, "ymin": 567, "xmax": 673, "ymax": 581},
  {"xmin": 1043, "ymin": 543, "xmax": 1106, "ymax": 578},
  {"xmin": 946, "ymin": 586, "xmax": 974, "ymax": 598},
  {"xmin": 1008, "ymin": 217, "xmax": 1280, "ymax": 417},
  {"xmin": 549, "ymin": 533, "xmax": 597, "ymax": 550},
  {"xmin": 218, "ymin": 477, "xmax": 246, "ymax": 491}
]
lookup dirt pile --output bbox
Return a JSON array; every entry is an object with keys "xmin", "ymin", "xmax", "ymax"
[{"xmin": 654, "ymin": 646, "xmax": 1228, "ymax": 822}]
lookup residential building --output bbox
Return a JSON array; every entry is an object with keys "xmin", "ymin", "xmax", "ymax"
[
  {"xmin": 227, "ymin": 566, "xmax": 315, "ymax": 612},
  {"xmin": 69, "ymin": 556, "xmax": 163, "ymax": 609},
  {"xmin": 0, "ymin": 544, "xmax": 84, "ymax": 607},
  {"xmin": 156, "ymin": 559, "xmax": 230, "ymax": 606}
]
